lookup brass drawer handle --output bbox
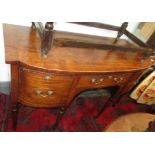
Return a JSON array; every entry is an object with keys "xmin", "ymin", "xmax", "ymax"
[
  {"xmin": 108, "ymin": 76, "xmax": 113, "ymax": 79},
  {"xmin": 113, "ymin": 77, "xmax": 124, "ymax": 83},
  {"xmin": 91, "ymin": 78, "xmax": 104, "ymax": 84},
  {"xmin": 44, "ymin": 75, "xmax": 52, "ymax": 80},
  {"xmin": 36, "ymin": 90, "xmax": 54, "ymax": 98}
]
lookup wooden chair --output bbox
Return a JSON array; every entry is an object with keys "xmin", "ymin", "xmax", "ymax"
[{"xmin": 104, "ymin": 112, "xmax": 155, "ymax": 132}]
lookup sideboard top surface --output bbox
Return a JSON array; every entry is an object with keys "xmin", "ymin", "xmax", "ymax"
[{"xmin": 3, "ymin": 24, "xmax": 152, "ymax": 73}]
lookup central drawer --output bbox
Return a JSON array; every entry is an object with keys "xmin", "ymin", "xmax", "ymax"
[
  {"xmin": 18, "ymin": 68, "xmax": 73, "ymax": 107},
  {"xmin": 77, "ymin": 72, "xmax": 132, "ymax": 89}
]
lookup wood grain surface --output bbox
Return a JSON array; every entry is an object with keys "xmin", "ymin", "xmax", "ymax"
[
  {"xmin": 3, "ymin": 24, "xmax": 153, "ymax": 129},
  {"xmin": 3, "ymin": 24, "xmax": 152, "ymax": 73}
]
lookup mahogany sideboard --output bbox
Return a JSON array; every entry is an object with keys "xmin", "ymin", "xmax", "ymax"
[{"xmin": 3, "ymin": 24, "xmax": 153, "ymax": 130}]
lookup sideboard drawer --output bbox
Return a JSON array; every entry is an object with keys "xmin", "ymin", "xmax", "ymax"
[
  {"xmin": 77, "ymin": 73, "xmax": 132, "ymax": 89},
  {"xmin": 20, "ymin": 68, "xmax": 73, "ymax": 87},
  {"xmin": 19, "ymin": 87, "xmax": 68, "ymax": 107},
  {"xmin": 18, "ymin": 68, "xmax": 73, "ymax": 107}
]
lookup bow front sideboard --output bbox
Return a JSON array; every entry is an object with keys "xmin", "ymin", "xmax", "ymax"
[{"xmin": 3, "ymin": 24, "xmax": 153, "ymax": 130}]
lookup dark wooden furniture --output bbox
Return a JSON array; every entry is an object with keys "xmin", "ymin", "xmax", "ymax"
[
  {"xmin": 3, "ymin": 23, "xmax": 153, "ymax": 130},
  {"xmin": 147, "ymin": 30, "xmax": 155, "ymax": 49}
]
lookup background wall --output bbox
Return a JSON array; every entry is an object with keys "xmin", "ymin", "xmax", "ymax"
[{"xmin": 0, "ymin": 22, "xmax": 139, "ymax": 82}]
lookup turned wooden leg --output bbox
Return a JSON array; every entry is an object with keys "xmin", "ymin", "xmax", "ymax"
[
  {"xmin": 12, "ymin": 103, "xmax": 19, "ymax": 131},
  {"xmin": 52, "ymin": 107, "xmax": 65, "ymax": 131},
  {"xmin": 109, "ymin": 85, "xmax": 127, "ymax": 106}
]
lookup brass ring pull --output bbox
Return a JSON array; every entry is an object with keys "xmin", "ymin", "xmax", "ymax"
[
  {"xmin": 113, "ymin": 77, "xmax": 124, "ymax": 83},
  {"xmin": 44, "ymin": 75, "xmax": 52, "ymax": 80},
  {"xmin": 36, "ymin": 90, "xmax": 54, "ymax": 97},
  {"xmin": 91, "ymin": 78, "xmax": 104, "ymax": 85}
]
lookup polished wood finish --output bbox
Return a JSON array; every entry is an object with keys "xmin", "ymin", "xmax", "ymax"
[
  {"xmin": 4, "ymin": 24, "xmax": 152, "ymax": 72},
  {"xmin": 77, "ymin": 72, "xmax": 132, "ymax": 89},
  {"xmin": 18, "ymin": 67, "xmax": 73, "ymax": 107},
  {"xmin": 10, "ymin": 64, "xmax": 19, "ymax": 130},
  {"xmin": 3, "ymin": 24, "xmax": 153, "ymax": 130}
]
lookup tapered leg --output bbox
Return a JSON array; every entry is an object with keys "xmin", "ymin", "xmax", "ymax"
[
  {"xmin": 96, "ymin": 86, "xmax": 125, "ymax": 118},
  {"xmin": 95, "ymin": 97, "xmax": 112, "ymax": 118},
  {"xmin": 10, "ymin": 64, "xmax": 20, "ymax": 131},
  {"xmin": 52, "ymin": 107, "xmax": 65, "ymax": 131},
  {"xmin": 12, "ymin": 103, "xmax": 19, "ymax": 131}
]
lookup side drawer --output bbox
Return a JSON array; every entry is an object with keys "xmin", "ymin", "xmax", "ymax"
[
  {"xmin": 19, "ymin": 86, "xmax": 68, "ymax": 107},
  {"xmin": 20, "ymin": 68, "xmax": 73, "ymax": 88},
  {"xmin": 18, "ymin": 68, "xmax": 73, "ymax": 107}
]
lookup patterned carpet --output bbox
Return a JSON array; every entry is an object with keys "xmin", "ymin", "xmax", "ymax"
[{"xmin": 0, "ymin": 90, "xmax": 152, "ymax": 132}]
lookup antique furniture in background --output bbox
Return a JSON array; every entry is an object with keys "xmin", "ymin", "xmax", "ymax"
[
  {"xmin": 3, "ymin": 22, "xmax": 153, "ymax": 130},
  {"xmin": 147, "ymin": 30, "xmax": 155, "ymax": 50},
  {"xmin": 135, "ymin": 22, "xmax": 155, "ymax": 43}
]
